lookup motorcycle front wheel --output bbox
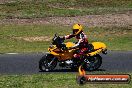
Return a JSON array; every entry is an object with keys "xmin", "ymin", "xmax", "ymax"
[{"xmin": 39, "ymin": 54, "xmax": 57, "ymax": 72}]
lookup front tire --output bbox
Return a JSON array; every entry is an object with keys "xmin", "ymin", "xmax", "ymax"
[
  {"xmin": 84, "ymin": 54, "xmax": 102, "ymax": 71},
  {"xmin": 39, "ymin": 54, "xmax": 57, "ymax": 72}
]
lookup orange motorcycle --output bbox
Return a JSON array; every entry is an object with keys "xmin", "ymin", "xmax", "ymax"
[{"xmin": 39, "ymin": 34, "xmax": 107, "ymax": 71}]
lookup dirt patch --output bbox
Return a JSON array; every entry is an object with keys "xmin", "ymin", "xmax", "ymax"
[
  {"xmin": 0, "ymin": 12, "xmax": 132, "ymax": 28},
  {"xmin": 13, "ymin": 36, "xmax": 52, "ymax": 42},
  {"xmin": 0, "ymin": 0, "xmax": 15, "ymax": 4},
  {"xmin": 48, "ymin": 12, "xmax": 132, "ymax": 27}
]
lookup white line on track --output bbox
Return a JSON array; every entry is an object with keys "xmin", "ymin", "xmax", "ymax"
[
  {"xmin": 6, "ymin": 53, "xmax": 19, "ymax": 55},
  {"xmin": 1, "ymin": 52, "xmax": 49, "ymax": 55}
]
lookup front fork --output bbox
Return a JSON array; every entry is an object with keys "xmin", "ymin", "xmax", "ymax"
[{"xmin": 48, "ymin": 57, "xmax": 56, "ymax": 66}]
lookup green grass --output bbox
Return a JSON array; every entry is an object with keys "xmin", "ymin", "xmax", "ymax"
[
  {"xmin": 0, "ymin": 72, "xmax": 131, "ymax": 88},
  {"xmin": 0, "ymin": 1, "xmax": 131, "ymax": 88},
  {"xmin": 0, "ymin": 24, "xmax": 131, "ymax": 53},
  {"xmin": 0, "ymin": 0, "xmax": 132, "ymax": 18}
]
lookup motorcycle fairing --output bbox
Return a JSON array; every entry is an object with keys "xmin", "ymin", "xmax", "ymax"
[
  {"xmin": 48, "ymin": 42, "xmax": 76, "ymax": 61},
  {"xmin": 88, "ymin": 42, "xmax": 107, "ymax": 56}
]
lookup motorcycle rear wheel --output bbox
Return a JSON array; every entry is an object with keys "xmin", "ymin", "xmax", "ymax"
[
  {"xmin": 39, "ymin": 54, "xmax": 57, "ymax": 72},
  {"xmin": 84, "ymin": 54, "xmax": 102, "ymax": 71}
]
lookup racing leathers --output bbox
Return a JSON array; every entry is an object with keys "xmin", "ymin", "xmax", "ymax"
[{"xmin": 64, "ymin": 31, "xmax": 88, "ymax": 59}]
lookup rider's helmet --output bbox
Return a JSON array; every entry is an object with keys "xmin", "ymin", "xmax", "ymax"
[{"xmin": 72, "ymin": 24, "xmax": 83, "ymax": 35}]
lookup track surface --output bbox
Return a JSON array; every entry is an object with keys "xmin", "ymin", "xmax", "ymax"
[{"xmin": 0, "ymin": 51, "xmax": 132, "ymax": 74}]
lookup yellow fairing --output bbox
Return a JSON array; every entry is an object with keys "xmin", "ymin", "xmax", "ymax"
[
  {"xmin": 48, "ymin": 45, "xmax": 59, "ymax": 56},
  {"xmin": 92, "ymin": 42, "xmax": 106, "ymax": 50},
  {"xmin": 65, "ymin": 42, "xmax": 75, "ymax": 48},
  {"xmin": 48, "ymin": 42, "xmax": 75, "ymax": 61},
  {"xmin": 89, "ymin": 42, "xmax": 106, "ymax": 56},
  {"xmin": 48, "ymin": 41, "xmax": 107, "ymax": 60}
]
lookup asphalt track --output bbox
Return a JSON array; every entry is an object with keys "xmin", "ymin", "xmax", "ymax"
[{"xmin": 0, "ymin": 51, "xmax": 132, "ymax": 74}]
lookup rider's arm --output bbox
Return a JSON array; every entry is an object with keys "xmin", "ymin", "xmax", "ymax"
[
  {"xmin": 71, "ymin": 39, "xmax": 82, "ymax": 48},
  {"xmin": 71, "ymin": 33, "xmax": 85, "ymax": 49},
  {"xmin": 64, "ymin": 34, "xmax": 75, "ymax": 39}
]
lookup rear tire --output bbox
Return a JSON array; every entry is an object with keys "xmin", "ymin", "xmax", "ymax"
[
  {"xmin": 39, "ymin": 54, "xmax": 57, "ymax": 72},
  {"xmin": 84, "ymin": 54, "xmax": 102, "ymax": 71}
]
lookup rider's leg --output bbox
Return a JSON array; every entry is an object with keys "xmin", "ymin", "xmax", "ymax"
[
  {"xmin": 73, "ymin": 53, "xmax": 80, "ymax": 59},
  {"xmin": 73, "ymin": 48, "xmax": 88, "ymax": 60}
]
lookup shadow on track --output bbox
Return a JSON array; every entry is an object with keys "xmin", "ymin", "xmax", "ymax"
[{"xmin": 39, "ymin": 68, "xmax": 106, "ymax": 73}]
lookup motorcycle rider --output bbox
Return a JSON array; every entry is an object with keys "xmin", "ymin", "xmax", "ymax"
[{"xmin": 62, "ymin": 24, "xmax": 89, "ymax": 60}]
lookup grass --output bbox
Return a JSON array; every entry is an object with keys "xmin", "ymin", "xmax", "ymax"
[
  {"xmin": 0, "ymin": 72, "xmax": 131, "ymax": 88},
  {"xmin": 0, "ymin": 24, "xmax": 131, "ymax": 53},
  {"xmin": 0, "ymin": 0, "xmax": 132, "ymax": 18},
  {"xmin": 0, "ymin": 1, "xmax": 131, "ymax": 88}
]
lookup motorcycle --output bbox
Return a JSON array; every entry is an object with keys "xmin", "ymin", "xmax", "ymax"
[{"xmin": 39, "ymin": 34, "xmax": 107, "ymax": 71}]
